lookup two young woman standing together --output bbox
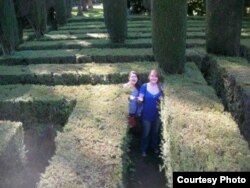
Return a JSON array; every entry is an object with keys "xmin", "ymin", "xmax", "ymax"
[{"xmin": 124, "ymin": 69, "xmax": 163, "ymax": 157}]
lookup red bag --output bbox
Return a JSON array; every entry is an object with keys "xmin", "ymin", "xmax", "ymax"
[{"xmin": 128, "ymin": 115, "xmax": 137, "ymax": 128}]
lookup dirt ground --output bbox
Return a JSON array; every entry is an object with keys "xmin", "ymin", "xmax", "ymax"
[{"xmin": 127, "ymin": 128, "xmax": 167, "ymax": 188}]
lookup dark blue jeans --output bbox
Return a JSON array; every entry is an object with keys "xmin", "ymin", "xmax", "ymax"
[{"xmin": 140, "ymin": 117, "xmax": 161, "ymax": 154}]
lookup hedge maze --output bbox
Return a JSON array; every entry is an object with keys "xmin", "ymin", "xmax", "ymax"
[{"xmin": 1, "ymin": 6, "xmax": 250, "ymax": 188}]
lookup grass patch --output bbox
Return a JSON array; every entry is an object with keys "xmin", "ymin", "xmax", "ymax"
[
  {"xmin": 0, "ymin": 62, "xmax": 157, "ymax": 85},
  {"xmin": 161, "ymin": 63, "xmax": 250, "ymax": 188}
]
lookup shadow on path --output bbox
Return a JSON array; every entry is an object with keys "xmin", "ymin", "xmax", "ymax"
[{"xmin": 127, "ymin": 131, "xmax": 167, "ymax": 188}]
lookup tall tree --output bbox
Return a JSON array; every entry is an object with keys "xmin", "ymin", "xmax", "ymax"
[
  {"xmin": 13, "ymin": 0, "xmax": 30, "ymax": 42},
  {"xmin": 0, "ymin": 0, "xmax": 20, "ymax": 55},
  {"xmin": 28, "ymin": 0, "xmax": 47, "ymax": 39},
  {"xmin": 206, "ymin": 0, "xmax": 243, "ymax": 56},
  {"xmin": 55, "ymin": 0, "xmax": 67, "ymax": 25},
  {"xmin": 152, "ymin": 0, "xmax": 187, "ymax": 74},
  {"xmin": 143, "ymin": 0, "xmax": 151, "ymax": 15},
  {"xmin": 66, "ymin": 0, "xmax": 72, "ymax": 18},
  {"xmin": 103, "ymin": 0, "xmax": 127, "ymax": 43}
]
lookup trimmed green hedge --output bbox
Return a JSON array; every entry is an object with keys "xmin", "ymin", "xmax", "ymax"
[
  {"xmin": 77, "ymin": 47, "xmax": 206, "ymax": 63},
  {"xmin": 161, "ymin": 63, "xmax": 250, "ymax": 188},
  {"xmin": 0, "ymin": 47, "xmax": 206, "ymax": 65},
  {"xmin": 0, "ymin": 121, "xmax": 26, "ymax": 188},
  {"xmin": 0, "ymin": 62, "xmax": 157, "ymax": 85},
  {"xmin": 17, "ymin": 38, "xmax": 205, "ymax": 51},
  {"xmin": 0, "ymin": 50, "xmax": 77, "ymax": 65},
  {"xmin": 55, "ymin": 28, "xmax": 205, "ymax": 38},
  {"xmin": 59, "ymin": 24, "xmax": 156, "ymax": 31},
  {"xmin": 0, "ymin": 99, "xmax": 76, "ymax": 127},
  {"xmin": 0, "ymin": 85, "xmax": 132, "ymax": 187},
  {"xmin": 204, "ymin": 55, "xmax": 250, "ymax": 145}
]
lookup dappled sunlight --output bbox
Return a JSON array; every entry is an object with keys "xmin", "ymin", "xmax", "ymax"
[
  {"xmin": 71, "ymin": 6, "xmax": 103, "ymax": 18},
  {"xmin": 44, "ymin": 34, "xmax": 77, "ymax": 40},
  {"xmin": 241, "ymin": 32, "xmax": 250, "ymax": 37},
  {"xmin": 86, "ymin": 33, "xmax": 108, "ymax": 39}
]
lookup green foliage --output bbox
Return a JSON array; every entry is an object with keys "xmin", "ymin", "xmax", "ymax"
[
  {"xmin": 29, "ymin": 0, "xmax": 47, "ymax": 39},
  {"xmin": 0, "ymin": 47, "xmax": 206, "ymax": 65},
  {"xmin": 66, "ymin": 0, "xmax": 72, "ymax": 18},
  {"xmin": 103, "ymin": 0, "xmax": 127, "ymax": 43},
  {"xmin": 128, "ymin": 0, "xmax": 145, "ymax": 14},
  {"xmin": 206, "ymin": 0, "xmax": 244, "ymax": 56},
  {"xmin": 0, "ymin": 62, "xmax": 156, "ymax": 85},
  {"xmin": 143, "ymin": 0, "xmax": 151, "ymax": 13},
  {"xmin": 17, "ymin": 37, "xmax": 205, "ymax": 50},
  {"xmin": 0, "ymin": 121, "xmax": 26, "ymax": 188},
  {"xmin": 0, "ymin": 85, "xmax": 130, "ymax": 187},
  {"xmin": 205, "ymin": 55, "xmax": 250, "ymax": 144},
  {"xmin": 152, "ymin": 0, "xmax": 187, "ymax": 73},
  {"xmin": 187, "ymin": 0, "xmax": 205, "ymax": 16},
  {"xmin": 0, "ymin": 0, "xmax": 20, "ymax": 55},
  {"xmin": 161, "ymin": 63, "xmax": 250, "ymax": 188},
  {"xmin": 55, "ymin": 0, "xmax": 67, "ymax": 25},
  {"xmin": 0, "ymin": 49, "xmax": 77, "ymax": 65}
]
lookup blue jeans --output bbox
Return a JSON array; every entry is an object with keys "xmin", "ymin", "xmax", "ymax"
[{"xmin": 140, "ymin": 118, "xmax": 161, "ymax": 153}]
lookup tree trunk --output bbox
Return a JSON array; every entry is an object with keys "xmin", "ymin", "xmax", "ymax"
[
  {"xmin": 206, "ymin": 0, "xmax": 243, "ymax": 56},
  {"xmin": 88, "ymin": 0, "xmax": 93, "ymax": 9},
  {"xmin": 66, "ymin": 0, "xmax": 72, "ymax": 18},
  {"xmin": 103, "ymin": 0, "xmax": 127, "ymax": 43},
  {"xmin": 152, "ymin": 0, "xmax": 187, "ymax": 74},
  {"xmin": 13, "ymin": 0, "xmax": 23, "ymax": 42},
  {"xmin": 55, "ymin": 0, "xmax": 67, "ymax": 25},
  {"xmin": 0, "ymin": 0, "xmax": 20, "ymax": 55}
]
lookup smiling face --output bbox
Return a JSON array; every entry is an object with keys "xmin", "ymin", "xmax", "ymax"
[
  {"xmin": 129, "ymin": 72, "xmax": 138, "ymax": 86},
  {"xmin": 148, "ymin": 70, "xmax": 159, "ymax": 84}
]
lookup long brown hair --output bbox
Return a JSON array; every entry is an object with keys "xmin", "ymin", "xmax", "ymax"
[
  {"xmin": 149, "ymin": 69, "xmax": 163, "ymax": 95},
  {"xmin": 129, "ymin": 70, "xmax": 140, "ymax": 89}
]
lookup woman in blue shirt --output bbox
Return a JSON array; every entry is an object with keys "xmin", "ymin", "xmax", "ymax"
[{"xmin": 138, "ymin": 69, "xmax": 163, "ymax": 157}]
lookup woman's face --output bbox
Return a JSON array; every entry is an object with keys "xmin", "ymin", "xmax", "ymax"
[
  {"xmin": 149, "ymin": 72, "xmax": 158, "ymax": 84},
  {"xmin": 129, "ymin": 73, "xmax": 138, "ymax": 85}
]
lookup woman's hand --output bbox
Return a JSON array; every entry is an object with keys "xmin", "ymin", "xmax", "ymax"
[
  {"xmin": 129, "ymin": 95, "xmax": 135, "ymax": 100},
  {"xmin": 137, "ymin": 96, "xmax": 143, "ymax": 103}
]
